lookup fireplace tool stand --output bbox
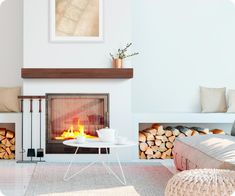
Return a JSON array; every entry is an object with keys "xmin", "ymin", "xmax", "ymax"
[{"xmin": 17, "ymin": 96, "xmax": 46, "ymax": 163}]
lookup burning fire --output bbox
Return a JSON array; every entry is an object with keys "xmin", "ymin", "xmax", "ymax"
[{"xmin": 54, "ymin": 119, "xmax": 96, "ymax": 140}]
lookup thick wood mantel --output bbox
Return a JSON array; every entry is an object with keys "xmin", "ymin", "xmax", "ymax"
[{"xmin": 21, "ymin": 68, "xmax": 133, "ymax": 79}]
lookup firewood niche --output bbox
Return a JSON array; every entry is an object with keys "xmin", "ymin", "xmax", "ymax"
[
  {"xmin": 139, "ymin": 123, "xmax": 225, "ymax": 160},
  {"xmin": 0, "ymin": 124, "xmax": 15, "ymax": 159}
]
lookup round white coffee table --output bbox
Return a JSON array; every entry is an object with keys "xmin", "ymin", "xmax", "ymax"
[{"xmin": 63, "ymin": 139, "xmax": 136, "ymax": 185}]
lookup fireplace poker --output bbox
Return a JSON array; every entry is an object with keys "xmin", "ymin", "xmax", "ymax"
[
  {"xmin": 27, "ymin": 99, "xmax": 36, "ymax": 159},
  {"xmin": 17, "ymin": 99, "xmax": 25, "ymax": 163},
  {"xmin": 37, "ymin": 98, "xmax": 44, "ymax": 160}
]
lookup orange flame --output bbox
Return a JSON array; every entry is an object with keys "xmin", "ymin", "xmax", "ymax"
[{"xmin": 54, "ymin": 119, "xmax": 96, "ymax": 140}]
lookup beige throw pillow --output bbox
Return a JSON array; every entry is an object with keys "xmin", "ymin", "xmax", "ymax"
[
  {"xmin": 0, "ymin": 87, "xmax": 21, "ymax": 112},
  {"xmin": 200, "ymin": 86, "xmax": 227, "ymax": 113},
  {"xmin": 227, "ymin": 90, "xmax": 235, "ymax": 113}
]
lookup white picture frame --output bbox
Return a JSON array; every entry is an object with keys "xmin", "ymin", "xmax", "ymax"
[{"xmin": 50, "ymin": 0, "xmax": 103, "ymax": 42}]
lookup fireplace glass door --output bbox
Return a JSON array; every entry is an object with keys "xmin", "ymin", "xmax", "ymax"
[{"xmin": 46, "ymin": 94, "xmax": 109, "ymax": 153}]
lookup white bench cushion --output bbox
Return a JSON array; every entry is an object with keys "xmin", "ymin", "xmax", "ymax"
[{"xmin": 173, "ymin": 134, "xmax": 235, "ymax": 171}]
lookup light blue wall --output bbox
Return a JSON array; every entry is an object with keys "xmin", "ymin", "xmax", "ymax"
[{"xmin": 132, "ymin": 0, "xmax": 235, "ymax": 113}]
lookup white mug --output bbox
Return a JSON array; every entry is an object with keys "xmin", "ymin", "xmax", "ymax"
[{"xmin": 96, "ymin": 127, "xmax": 117, "ymax": 143}]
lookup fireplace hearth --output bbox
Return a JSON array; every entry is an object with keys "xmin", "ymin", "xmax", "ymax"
[{"xmin": 46, "ymin": 93, "xmax": 109, "ymax": 154}]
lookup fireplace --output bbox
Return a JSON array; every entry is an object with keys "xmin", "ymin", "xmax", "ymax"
[{"xmin": 46, "ymin": 93, "xmax": 109, "ymax": 154}]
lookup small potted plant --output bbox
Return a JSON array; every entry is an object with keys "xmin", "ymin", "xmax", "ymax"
[{"xmin": 110, "ymin": 43, "xmax": 139, "ymax": 68}]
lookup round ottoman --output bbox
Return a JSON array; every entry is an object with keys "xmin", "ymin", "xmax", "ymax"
[{"xmin": 165, "ymin": 169, "xmax": 235, "ymax": 196}]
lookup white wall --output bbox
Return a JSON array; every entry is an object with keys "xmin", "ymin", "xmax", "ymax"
[
  {"xmin": 132, "ymin": 0, "xmax": 235, "ymax": 113},
  {"xmin": 23, "ymin": 0, "xmax": 132, "ymax": 68},
  {"xmin": 23, "ymin": 0, "xmax": 135, "ymax": 161},
  {"xmin": 0, "ymin": 0, "xmax": 22, "ymax": 86}
]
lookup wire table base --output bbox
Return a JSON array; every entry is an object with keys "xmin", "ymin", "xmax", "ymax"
[{"xmin": 63, "ymin": 147, "xmax": 127, "ymax": 185}]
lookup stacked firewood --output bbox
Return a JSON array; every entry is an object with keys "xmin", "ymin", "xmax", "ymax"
[
  {"xmin": 139, "ymin": 124, "xmax": 224, "ymax": 159},
  {"xmin": 0, "ymin": 128, "xmax": 15, "ymax": 159}
]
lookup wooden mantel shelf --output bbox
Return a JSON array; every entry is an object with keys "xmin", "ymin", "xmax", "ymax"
[{"xmin": 21, "ymin": 68, "xmax": 133, "ymax": 79}]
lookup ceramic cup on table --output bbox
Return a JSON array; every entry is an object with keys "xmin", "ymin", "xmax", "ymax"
[{"xmin": 96, "ymin": 127, "xmax": 116, "ymax": 143}]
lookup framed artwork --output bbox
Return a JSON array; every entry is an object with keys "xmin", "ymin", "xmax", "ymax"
[{"xmin": 50, "ymin": 0, "xmax": 103, "ymax": 42}]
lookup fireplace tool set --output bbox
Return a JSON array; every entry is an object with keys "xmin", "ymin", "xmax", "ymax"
[{"xmin": 17, "ymin": 96, "xmax": 46, "ymax": 163}]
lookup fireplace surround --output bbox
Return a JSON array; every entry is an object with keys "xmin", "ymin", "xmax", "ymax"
[
  {"xmin": 46, "ymin": 93, "xmax": 109, "ymax": 154},
  {"xmin": 22, "ymin": 71, "xmax": 133, "ymax": 161}
]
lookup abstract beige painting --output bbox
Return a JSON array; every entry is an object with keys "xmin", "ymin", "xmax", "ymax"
[{"xmin": 50, "ymin": 0, "xmax": 103, "ymax": 41}]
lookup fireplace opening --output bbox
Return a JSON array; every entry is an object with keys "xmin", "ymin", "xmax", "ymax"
[{"xmin": 46, "ymin": 93, "xmax": 109, "ymax": 154}]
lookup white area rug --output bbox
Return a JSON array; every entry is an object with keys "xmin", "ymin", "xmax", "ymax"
[{"xmin": 25, "ymin": 163, "xmax": 173, "ymax": 196}]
